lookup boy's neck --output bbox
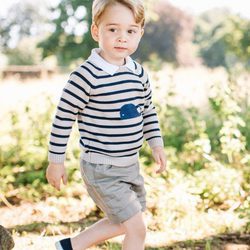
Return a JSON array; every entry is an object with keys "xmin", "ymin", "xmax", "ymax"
[{"xmin": 99, "ymin": 51, "xmax": 126, "ymax": 66}]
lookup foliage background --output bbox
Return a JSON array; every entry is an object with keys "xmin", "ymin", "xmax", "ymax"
[{"xmin": 0, "ymin": 0, "xmax": 249, "ymax": 249}]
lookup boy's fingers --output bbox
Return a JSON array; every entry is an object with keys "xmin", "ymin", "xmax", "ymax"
[
  {"xmin": 156, "ymin": 163, "xmax": 163, "ymax": 173},
  {"xmin": 156, "ymin": 156, "xmax": 166, "ymax": 173},
  {"xmin": 47, "ymin": 178, "xmax": 54, "ymax": 186},
  {"xmin": 156, "ymin": 165, "xmax": 164, "ymax": 173},
  {"xmin": 50, "ymin": 178, "xmax": 60, "ymax": 190},
  {"xmin": 154, "ymin": 153, "xmax": 160, "ymax": 164},
  {"xmin": 55, "ymin": 181, "xmax": 60, "ymax": 191},
  {"xmin": 62, "ymin": 174, "xmax": 67, "ymax": 185}
]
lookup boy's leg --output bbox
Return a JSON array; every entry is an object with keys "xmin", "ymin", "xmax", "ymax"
[
  {"xmin": 71, "ymin": 217, "xmax": 125, "ymax": 250},
  {"xmin": 122, "ymin": 211, "xmax": 146, "ymax": 250}
]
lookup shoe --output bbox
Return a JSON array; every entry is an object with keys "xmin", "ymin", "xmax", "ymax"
[{"xmin": 55, "ymin": 238, "xmax": 73, "ymax": 250}]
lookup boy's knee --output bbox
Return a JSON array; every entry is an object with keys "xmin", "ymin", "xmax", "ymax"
[{"xmin": 122, "ymin": 212, "xmax": 147, "ymax": 238}]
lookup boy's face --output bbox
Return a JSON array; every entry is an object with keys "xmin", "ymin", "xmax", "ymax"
[{"xmin": 91, "ymin": 3, "xmax": 144, "ymax": 66}]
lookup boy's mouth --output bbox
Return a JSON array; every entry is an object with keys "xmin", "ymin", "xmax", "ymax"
[{"xmin": 114, "ymin": 47, "xmax": 128, "ymax": 50}]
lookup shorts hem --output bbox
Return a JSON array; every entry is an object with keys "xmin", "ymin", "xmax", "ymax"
[{"xmin": 107, "ymin": 200, "xmax": 142, "ymax": 224}]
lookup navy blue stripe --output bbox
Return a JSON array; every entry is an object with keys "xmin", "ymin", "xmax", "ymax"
[
  {"xmin": 142, "ymin": 106, "xmax": 156, "ymax": 115},
  {"xmin": 83, "ymin": 150, "xmax": 137, "ymax": 158},
  {"xmin": 58, "ymin": 107, "xmax": 78, "ymax": 115},
  {"xmin": 147, "ymin": 136, "xmax": 162, "ymax": 141},
  {"xmin": 143, "ymin": 113, "xmax": 157, "ymax": 119},
  {"xmin": 143, "ymin": 80, "xmax": 149, "ymax": 90},
  {"xmin": 72, "ymin": 71, "xmax": 94, "ymax": 88},
  {"xmin": 81, "ymin": 64, "xmax": 104, "ymax": 77},
  {"xmin": 49, "ymin": 150, "xmax": 64, "ymax": 155},
  {"xmin": 133, "ymin": 61, "xmax": 137, "ymax": 70},
  {"xmin": 55, "ymin": 115, "xmax": 75, "ymax": 122},
  {"xmin": 50, "ymin": 141, "xmax": 67, "ymax": 147},
  {"xmin": 86, "ymin": 61, "xmax": 102, "ymax": 71},
  {"xmin": 95, "ymin": 79, "xmax": 142, "ymax": 89},
  {"xmin": 81, "ymin": 141, "xmax": 141, "ymax": 153},
  {"xmin": 79, "ymin": 120, "xmax": 143, "ymax": 129},
  {"xmin": 86, "ymin": 106, "xmax": 120, "ymax": 112},
  {"xmin": 86, "ymin": 60, "xmax": 140, "ymax": 77},
  {"xmin": 81, "ymin": 135, "xmax": 143, "ymax": 145},
  {"xmin": 74, "ymin": 70, "xmax": 142, "ymax": 89},
  {"xmin": 52, "ymin": 123, "xmax": 72, "ymax": 129},
  {"xmin": 51, "ymin": 132, "xmax": 69, "ymax": 138},
  {"xmin": 144, "ymin": 121, "xmax": 158, "ymax": 126},
  {"xmin": 143, "ymin": 128, "xmax": 160, "ymax": 134},
  {"xmin": 91, "ymin": 88, "xmax": 143, "ymax": 97},
  {"xmin": 80, "ymin": 113, "xmax": 120, "ymax": 120},
  {"xmin": 144, "ymin": 91, "xmax": 151, "ymax": 99},
  {"xmin": 63, "ymin": 89, "xmax": 88, "ymax": 105},
  {"xmin": 139, "ymin": 67, "xmax": 144, "ymax": 78},
  {"xmin": 113, "ymin": 71, "xmax": 138, "ymax": 77},
  {"xmin": 89, "ymin": 96, "xmax": 143, "ymax": 104},
  {"xmin": 60, "ymin": 97, "xmax": 81, "ymax": 110},
  {"xmin": 144, "ymin": 103, "xmax": 152, "ymax": 109},
  {"xmin": 68, "ymin": 80, "xmax": 90, "ymax": 96},
  {"xmin": 144, "ymin": 81, "xmax": 150, "ymax": 88},
  {"xmin": 81, "ymin": 64, "xmax": 137, "ymax": 79},
  {"xmin": 86, "ymin": 104, "xmax": 143, "ymax": 113},
  {"xmin": 79, "ymin": 128, "xmax": 143, "ymax": 137}
]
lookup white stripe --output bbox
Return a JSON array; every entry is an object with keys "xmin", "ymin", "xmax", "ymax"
[{"xmin": 55, "ymin": 241, "xmax": 64, "ymax": 250}]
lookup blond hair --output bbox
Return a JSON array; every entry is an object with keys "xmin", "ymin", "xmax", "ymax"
[{"xmin": 92, "ymin": 0, "xmax": 145, "ymax": 27}]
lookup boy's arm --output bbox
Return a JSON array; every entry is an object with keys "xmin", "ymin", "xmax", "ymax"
[
  {"xmin": 141, "ymin": 70, "xmax": 164, "ymax": 149},
  {"xmin": 141, "ymin": 69, "xmax": 166, "ymax": 173},
  {"xmin": 48, "ymin": 69, "xmax": 91, "ymax": 164}
]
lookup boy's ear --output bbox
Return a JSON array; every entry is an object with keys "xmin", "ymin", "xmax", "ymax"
[
  {"xmin": 91, "ymin": 24, "xmax": 99, "ymax": 42},
  {"xmin": 141, "ymin": 28, "xmax": 144, "ymax": 37}
]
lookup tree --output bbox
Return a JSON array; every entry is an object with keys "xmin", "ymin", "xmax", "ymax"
[
  {"xmin": 194, "ymin": 8, "xmax": 232, "ymax": 68},
  {"xmin": 0, "ymin": 1, "xmax": 49, "ymax": 65},
  {"xmin": 38, "ymin": 0, "xmax": 196, "ymax": 66},
  {"xmin": 38, "ymin": 0, "xmax": 94, "ymax": 65},
  {"xmin": 135, "ymin": 0, "xmax": 195, "ymax": 66},
  {"xmin": 194, "ymin": 8, "xmax": 250, "ymax": 69},
  {"xmin": 0, "ymin": 1, "xmax": 48, "ymax": 50},
  {"xmin": 224, "ymin": 17, "xmax": 250, "ymax": 68}
]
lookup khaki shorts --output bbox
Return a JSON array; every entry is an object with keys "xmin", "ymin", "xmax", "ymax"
[{"xmin": 80, "ymin": 159, "xmax": 146, "ymax": 224}]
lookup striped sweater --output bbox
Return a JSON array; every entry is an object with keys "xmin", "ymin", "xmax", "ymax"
[{"xmin": 48, "ymin": 49, "xmax": 164, "ymax": 166}]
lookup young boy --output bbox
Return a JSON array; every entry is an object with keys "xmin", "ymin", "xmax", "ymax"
[{"xmin": 46, "ymin": 0, "xmax": 166, "ymax": 249}]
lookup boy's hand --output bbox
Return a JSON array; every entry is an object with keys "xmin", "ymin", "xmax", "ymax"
[
  {"xmin": 152, "ymin": 146, "xmax": 167, "ymax": 174},
  {"xmin": 46, "ymin": 163, "xmax": 67, "ymax": 191}
]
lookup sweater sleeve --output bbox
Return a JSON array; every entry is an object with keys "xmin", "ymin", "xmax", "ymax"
[
  {"xmin": 48, "ymin": 68, "xmax": 91, "ymax": 163},
  {"xmin": 141, "ymin": 68, "xmax": 164, "ymax": 149}
]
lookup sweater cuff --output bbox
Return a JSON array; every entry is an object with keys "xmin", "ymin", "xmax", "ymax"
[
  {"xmin": 147, "ymin": 137, "xmax": 164, "ymax": 148},
  {"xmin": 48, "ymin": 153, "xmax": 66, "ymax": 164}
]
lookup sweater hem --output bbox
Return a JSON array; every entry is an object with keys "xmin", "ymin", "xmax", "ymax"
[{"xmin": 80, "ymin": 151, "xmax": 139, "ymax": 167}]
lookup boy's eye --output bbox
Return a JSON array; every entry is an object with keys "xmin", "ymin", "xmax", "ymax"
[
  {"xmin": 128, "ymin": 29, "xmax": 136, "ymax": 34},
  {"xmin": 109, "ymin": 28, "xmax": 117, "ymax": 32}
]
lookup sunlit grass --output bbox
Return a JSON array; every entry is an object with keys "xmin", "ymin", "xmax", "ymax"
[{"xmin": 0, "ymin": 66, "xmax": 249, "ymax": 249}]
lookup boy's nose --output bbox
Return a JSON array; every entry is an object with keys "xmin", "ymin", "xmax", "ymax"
[
  {"xmin": 118, "ymin": 32, "xmax": 127, "ymax": 43},
  {"xmin": 118, "ymin": 37, "xmax": 127, "ymax": 43}
]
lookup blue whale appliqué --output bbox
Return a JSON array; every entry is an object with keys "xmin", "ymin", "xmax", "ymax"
[{"xmin": 120, "ymin": 104, "xmax": 141, "ymax": 120}]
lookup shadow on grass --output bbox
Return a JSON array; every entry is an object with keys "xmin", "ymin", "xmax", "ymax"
[
  {"xmin": 100, "ymin": 235, "xmax": 250, "ymax": 250},
  {"xmin": 8, "ymin": 217, "xmax": 250, "ymax": 250},
  {"xmin": 8, "ymin": 212, "xmax": 99, "ymax": 235}
]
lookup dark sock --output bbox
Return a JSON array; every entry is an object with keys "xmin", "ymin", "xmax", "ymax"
[{"xmin": 60, "ymin": 238, "xmax": 73, "ymax": 250}]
